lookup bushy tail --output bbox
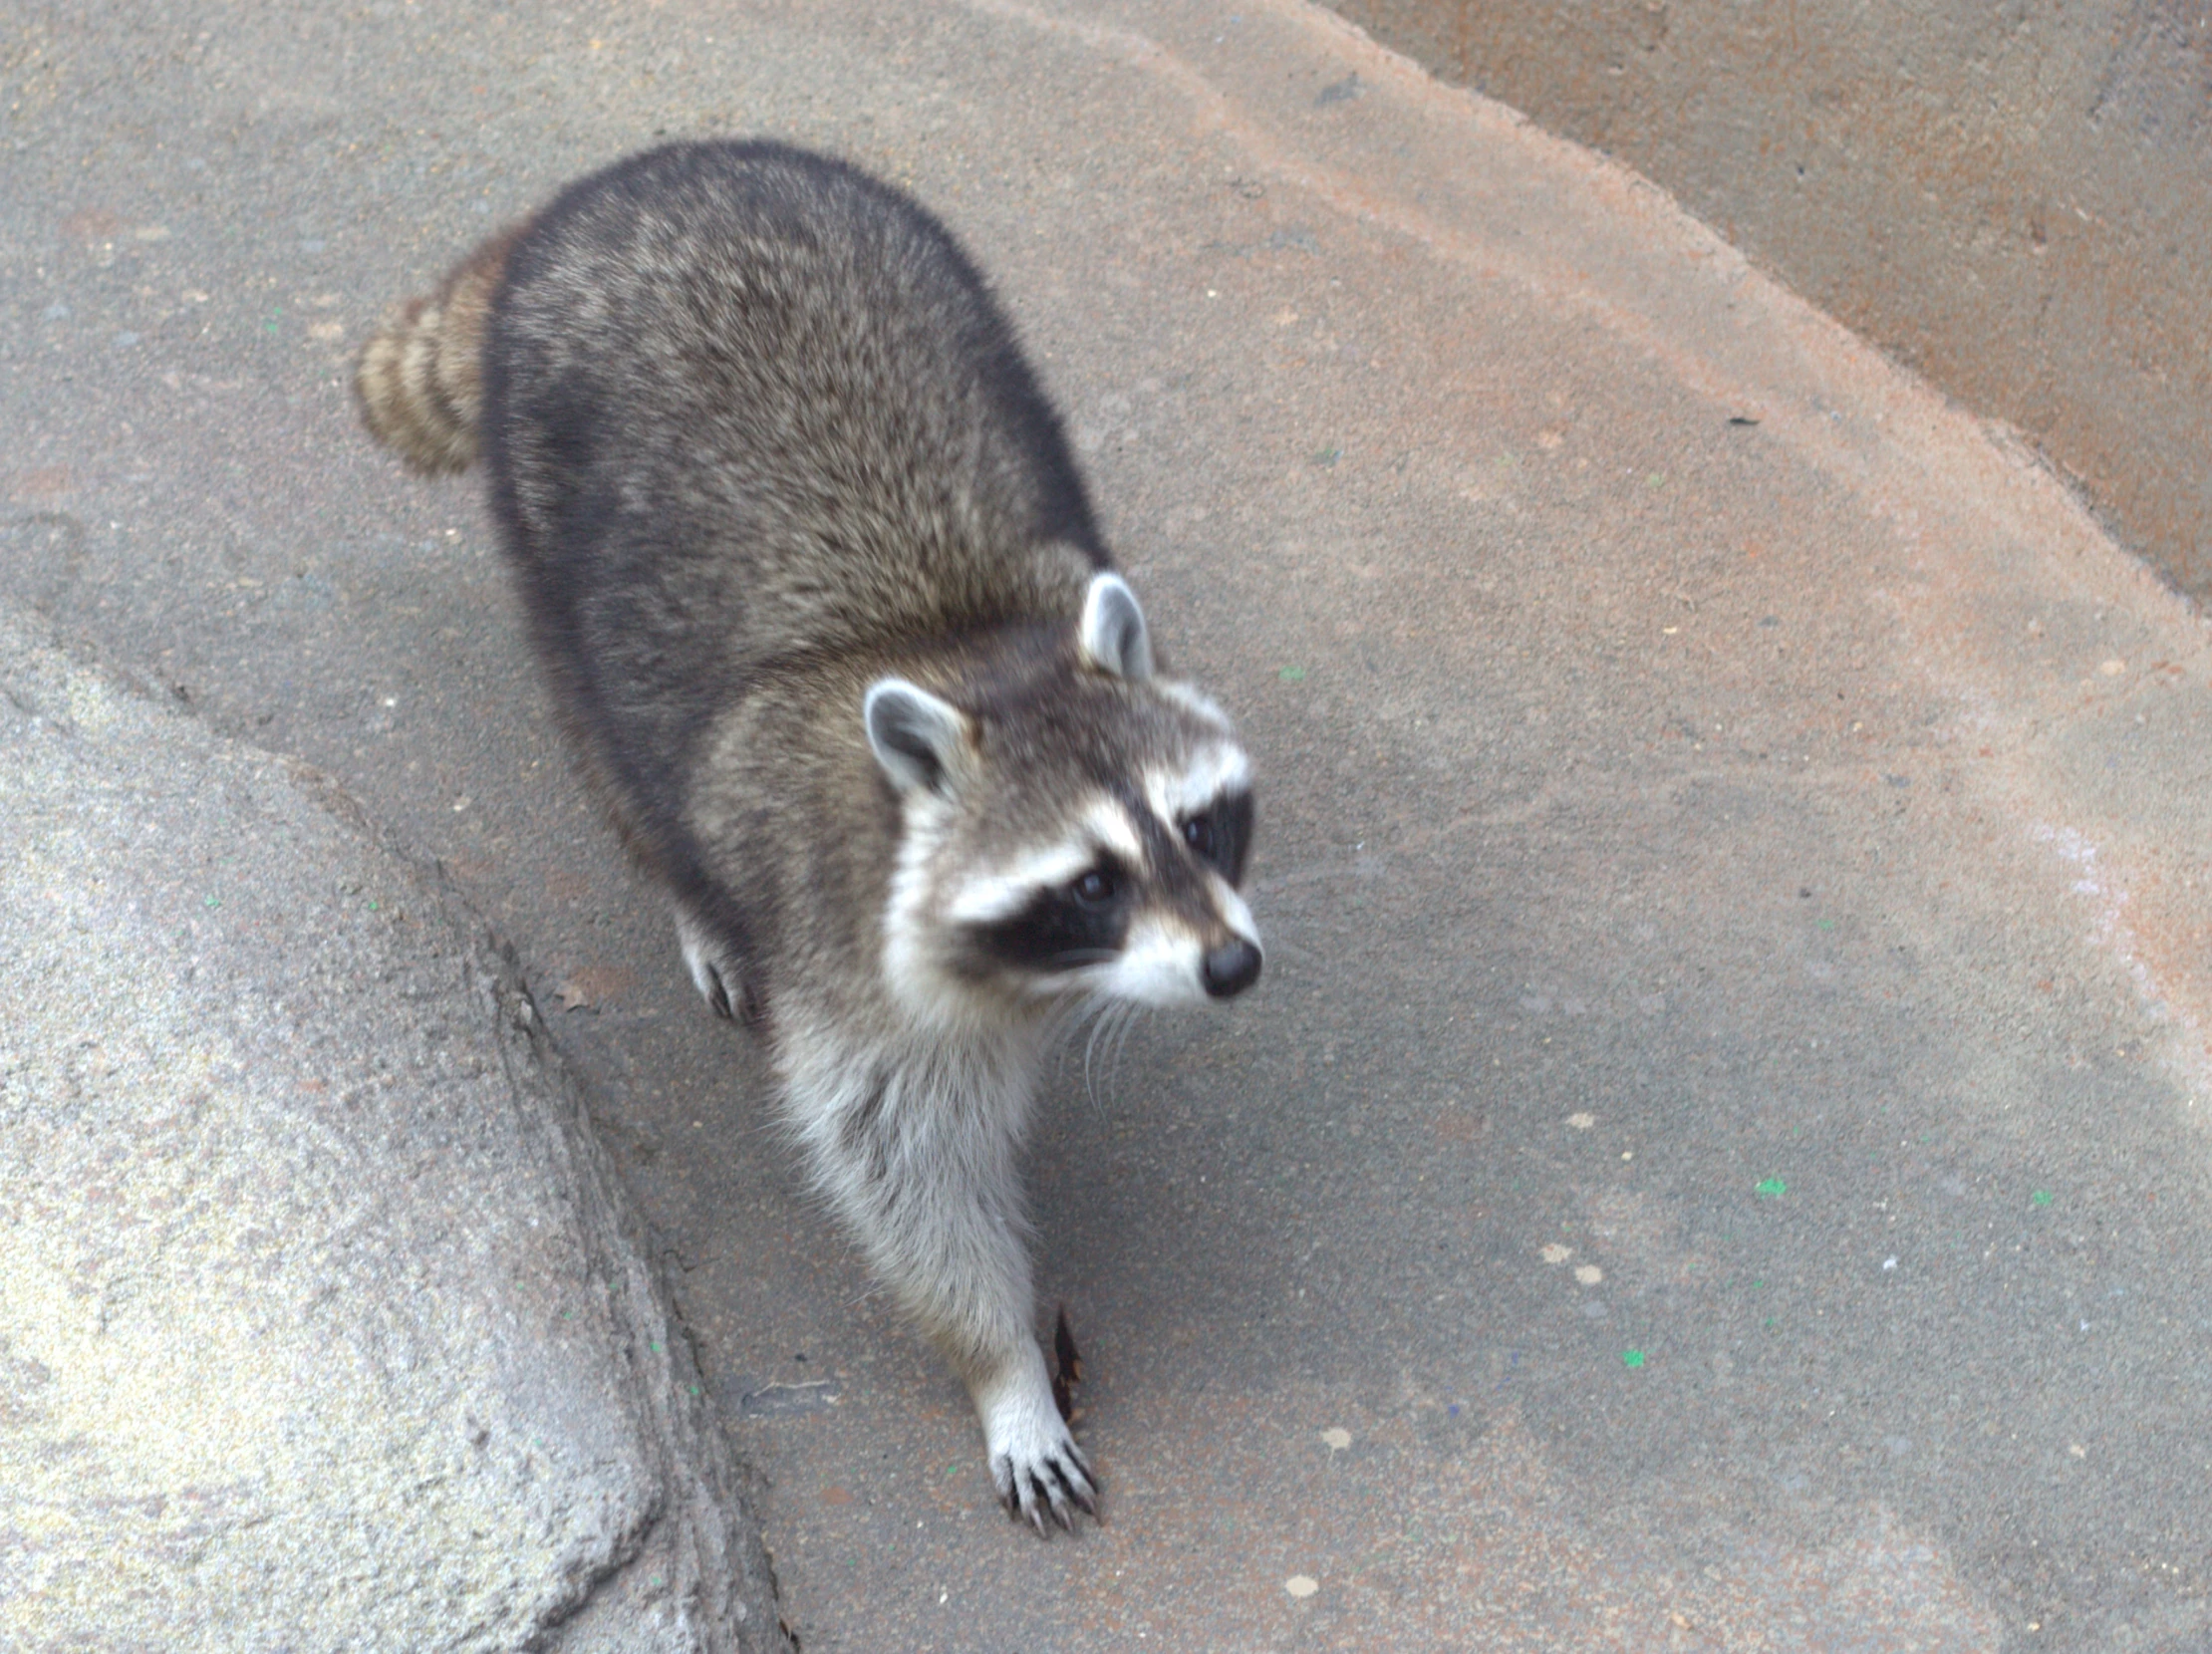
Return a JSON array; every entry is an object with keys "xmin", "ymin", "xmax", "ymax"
[{"xmin": 354, "ymin": 220, "xmax": 529, "ymax": 475}]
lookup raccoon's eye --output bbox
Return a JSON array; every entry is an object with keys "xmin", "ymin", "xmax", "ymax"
[
  {"xmin": 1180, "ymin": 790, "xmax": 1252, "ymax": 883},
  {"xmin": 1071, "ymin": 868, "xmax": 1118, "ymax": 908}
]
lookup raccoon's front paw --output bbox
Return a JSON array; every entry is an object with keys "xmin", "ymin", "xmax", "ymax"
[
  {"xmin": 985, "ymin": 1389, "xmax": 1098, "ymax": 1535},
  {"xmin": 674, "ymin": 908, "xmax": 759, "ymax": 1026}
]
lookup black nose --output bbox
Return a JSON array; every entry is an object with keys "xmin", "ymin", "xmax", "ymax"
[{"xmin": 1201, "ymin": 939, "xmax": 1262, "ymax": 999}]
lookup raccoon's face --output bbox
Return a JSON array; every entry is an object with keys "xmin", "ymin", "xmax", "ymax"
[{"xmin": 869, "ymin": 574, "xmax": 1261, "ymax": 1016}]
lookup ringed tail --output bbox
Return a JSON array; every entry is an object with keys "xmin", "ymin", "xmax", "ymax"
[{"xmin": 353, "ymin": 219, "xmax": 529, "ymax": 475}]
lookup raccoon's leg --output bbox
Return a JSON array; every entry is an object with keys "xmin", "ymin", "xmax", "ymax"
[
  {"xmin": 794, "ymin": 1046, "xmax": 1098, "ymax": 1533},
  {"xmin": 962, "ymin": 1308, "xmax": 1097, "ymax": 1535}
]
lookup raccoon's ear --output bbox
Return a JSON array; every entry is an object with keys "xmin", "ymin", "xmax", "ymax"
[
  {"xmin": 864, "ymin": 678, "xmax": 970, "ymax": 797},
  {"xmin": 1077, "ymin": 572, "xmax": 1154, "ymax": 682}
]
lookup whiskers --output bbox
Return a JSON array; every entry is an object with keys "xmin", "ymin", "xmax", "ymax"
[
  {"xmin": 1086, "ymin": 999, "xmax": 1145, "ymax": 1109},
  {"xmin": 1045, "ymin": 992, "xmax": 1149, "ymax": 1112}
]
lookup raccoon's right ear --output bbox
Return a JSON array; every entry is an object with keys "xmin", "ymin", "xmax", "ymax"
[
  {"xmin": 864, "ymin": 679, "xmax": 971, "ymax": 798},
  {"xmin": 1077, "ymin": 573, "xmax": 1154, "ymax": 682}
]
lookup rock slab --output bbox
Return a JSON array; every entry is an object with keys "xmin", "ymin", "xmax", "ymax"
[{"xmin": 0, "ymin": 603, "xmax": 787, "ymax": 1652}]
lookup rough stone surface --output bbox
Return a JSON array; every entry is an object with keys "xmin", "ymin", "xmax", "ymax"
[{"xmin": 0, "ymin": 605, "xmax": 785, "ymax": 1652}]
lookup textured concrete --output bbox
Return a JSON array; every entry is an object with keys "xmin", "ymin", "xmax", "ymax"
[
  {"xmin": 0, "ymin": 607, "xmax": 785, "ymax": 1651},
  {"xmin": 5, "ymin": 1, "xmax": 2212, "ymax": 1649},
  {"xmin": 1324, "ymin": 0, "xmax": 2212, "ymax": 602}
]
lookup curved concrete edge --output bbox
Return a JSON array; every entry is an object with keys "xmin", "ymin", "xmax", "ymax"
[
  {"xmin": 1319, "ymin": 0, "xmax": 2212, "ymax": 603},
  {"xmin": 0, "ymin": 601, "xmax": 787, "ymax": 1653},
  {"xmin": 1252, "ymin": 0, "xmax": 2212, "ymax": 1110}
]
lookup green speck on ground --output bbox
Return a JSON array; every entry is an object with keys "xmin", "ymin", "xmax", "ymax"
[
  {"xmin": 202, "ymin": 895, "xmax": 220, "ymax": 908},
  {"xmin": 1313, "ymin": 445, "xmax": 1342, "ymax": 466},
  {"xmin": 1621, "ymin": 1349, "xmax": 1645, "ymax": 1368},
  {"xmin": 1278, "ymin": 666, "xmax": 1307, "ymax": 683},
  {"xmin": 1756, "ymin": 1178, "xmax": 1788, "ymax": 1197},
  {"xmin": 1817, "ymin": 918, "xmax": 1836, "ymax": 930},
  {"xmin": 2032, "ymin": 1189, "xmax": 2054, "ymax": 1206}
]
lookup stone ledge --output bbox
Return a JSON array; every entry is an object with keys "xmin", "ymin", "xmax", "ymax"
[{"xmin": 0, "ymin": 602, "xmax": 787, "ymax": 1653}]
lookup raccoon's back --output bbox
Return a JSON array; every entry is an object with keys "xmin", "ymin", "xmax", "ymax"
[{"xmin": 482, "ymin": 142, "xmax": 1104, "ymax": 782}]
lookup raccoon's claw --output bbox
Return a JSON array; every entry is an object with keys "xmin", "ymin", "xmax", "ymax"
[
  {"xmin": 1063, "ymin": 1458, "xmax": 1101, "ymax": 1519},
  {"xmin": 1002, "ymin": 1473, "xmax": 1058, "ymax": 1535},
  {"xmin": 675, "ymin": 908, "xmax": 763, "ymax": 1027},
  {"xmin": 990, "ymin": 1434, "xmax": 1098, "ymax": 1537}
]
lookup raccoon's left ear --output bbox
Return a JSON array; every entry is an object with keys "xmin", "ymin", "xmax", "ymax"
[
  {"xmin": 1077, "ymin": 573, "xmax": 1154, "ymax": 682},
  {"xmin": 865, "ymin": 678, "xmax": 971, "ymax": 797}
]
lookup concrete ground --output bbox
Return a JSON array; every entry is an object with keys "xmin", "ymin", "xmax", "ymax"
[{"xmin": 7, "ymin": 1, "xmax": 2211, "ymax": 1649}]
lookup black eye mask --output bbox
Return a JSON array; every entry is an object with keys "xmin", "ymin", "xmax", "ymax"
[
  {"xmin": 1178, "ymin": 789, "xmax": 1252, "ymax": 886},
  {"xmin": 961, "ymin": 859, "xmax": 1134, "ymax": 977}
]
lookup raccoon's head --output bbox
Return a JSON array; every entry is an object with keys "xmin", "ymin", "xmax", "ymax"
[{"xmin": 868, "ymin": 573, "xmax": 1261, "ymax": 1020}]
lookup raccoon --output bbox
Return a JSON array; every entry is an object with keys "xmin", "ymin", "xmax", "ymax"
[{"xmin": 356, "ymin": 140, "xmax": 1260, "ymax": 1534}]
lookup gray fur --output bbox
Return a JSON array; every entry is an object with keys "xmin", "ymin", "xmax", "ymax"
[{"xmin": 358, "ymin": 140, "xmax": 1260, "ymax": 1535}]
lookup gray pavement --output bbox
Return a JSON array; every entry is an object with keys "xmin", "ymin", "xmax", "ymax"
[{"xmin": 7, "ymin": 1, "xmax": 2212, "ymax": 1648}]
